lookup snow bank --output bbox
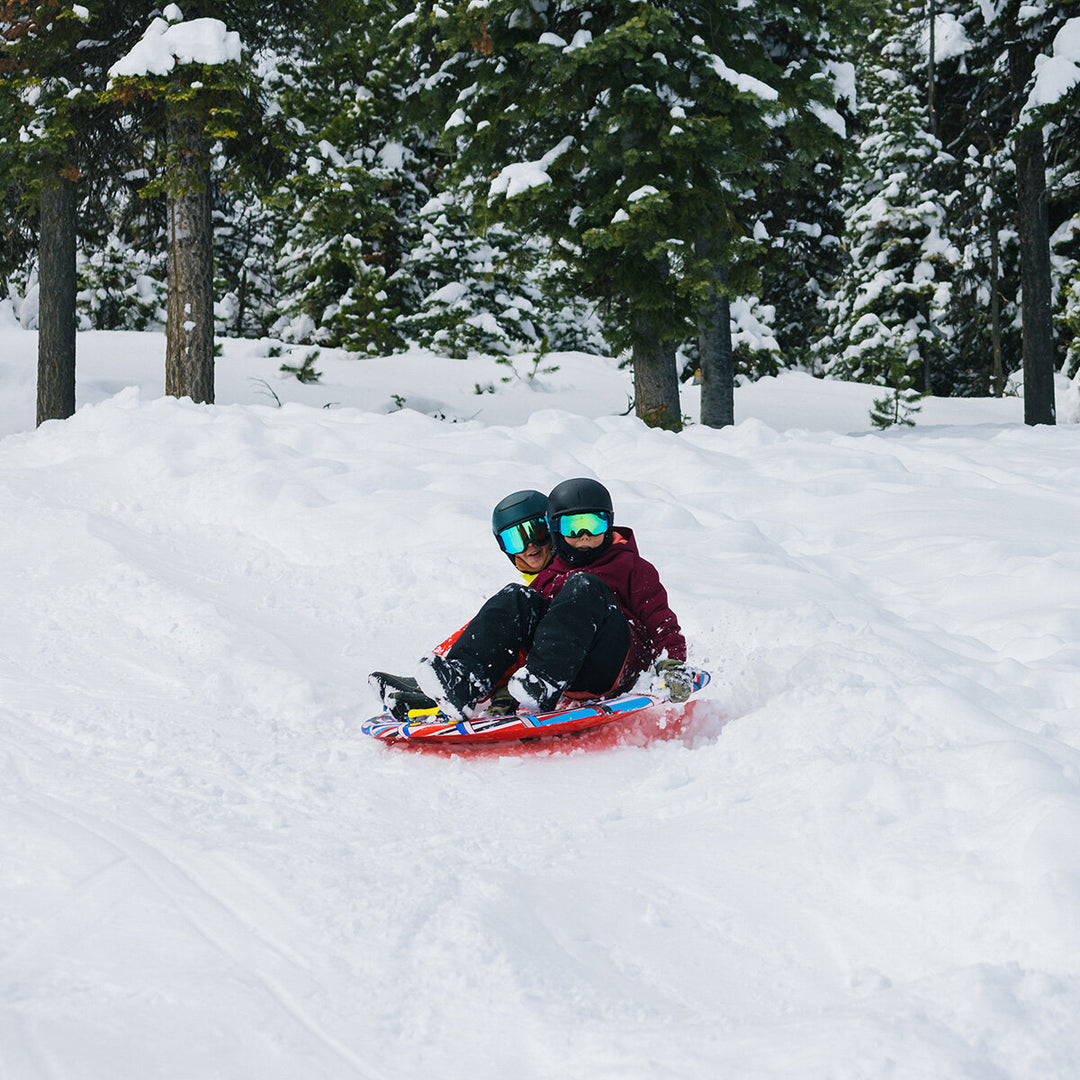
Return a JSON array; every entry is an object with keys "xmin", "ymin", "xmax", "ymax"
[{"xmin": 1, "ymin": 330, "xmax": 1079, "ymax": 1078}]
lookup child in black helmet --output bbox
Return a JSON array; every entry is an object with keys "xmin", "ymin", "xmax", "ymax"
[
  {"xmin": 415, "ymin": 478, "xmax": 689, "ymax": 720},
  {"xmin": 368, "ymin": 489, "xmax": 553, "ymax": 718}
]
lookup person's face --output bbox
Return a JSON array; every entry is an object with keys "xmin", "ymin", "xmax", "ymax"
[
  {"xmin": 515, "ymin": 539, "xmax": 553, "ymax": 573},
  {"xmin": 565, "ymin": 531, "xmax": 604, "ymax": 550}
]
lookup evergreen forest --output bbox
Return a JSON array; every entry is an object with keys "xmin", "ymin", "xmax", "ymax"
[{"xmin": 4, "ymin": 0, "xmax": 1080, "ymax": 429}]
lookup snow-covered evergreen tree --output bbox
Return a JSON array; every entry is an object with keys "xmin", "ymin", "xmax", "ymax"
[
  {"xmin": 821, "ymin": 11, "xmax": 958, "ymax": 398},
  {"xmin": 77, "ymin": 232, "xmax": 166, "ymax": 330},
  {"xmin": 404, "ymin": 0, "xmax": 852, "ymax": 428},
  {"xmin": 394, "ymin": 186, "xmax": 538, "ymax": 357},
  {"xmin": 395, "ymin": 185, "xmax": 603, "ymax": 358},
  {"xmin": 1030, "ymin": 15, "xmax": 1080, "ymax": 380},
  {"xmin": 1, "ymin": 0, "xmax": 153, "ymax": 420},
  {"xmin": 213, "ymin": 186, "xmax": 279, "ymax": 337},
  {"xmin": 265, "ymin": 0, "xmax": 429, "ymax": 352},
  {"xmin": 388, "ymin": 5, "xmax": 604, "ymax": 361},
  {"xmin": 743, "ymin": 3, "xmax": 859, "ymax": 377},
  {"xmin": 0, "ymin": 18, "xmax": 37, "ymax": 295},
  {"xmin": 955, "ymin": 0, "xmax": 1079, "ymax": 421}
]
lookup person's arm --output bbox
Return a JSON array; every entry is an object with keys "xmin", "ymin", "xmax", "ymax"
[{"xmin": 630, "ymin": 558, "xmax": 686, "ymax": 662}]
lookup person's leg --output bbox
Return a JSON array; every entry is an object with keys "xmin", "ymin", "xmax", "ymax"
[
  {"xmin": 417, "ymin": 584, "xmax": 548, "ymax": 719},
  {"xmin": 509, "ymin": 573, "xmax": 630, "ymax": 710}
]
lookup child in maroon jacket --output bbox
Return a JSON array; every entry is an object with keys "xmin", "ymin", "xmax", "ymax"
[{"xmin": 416, "ymin": 478, "xmax": 689, "ymax": 720}]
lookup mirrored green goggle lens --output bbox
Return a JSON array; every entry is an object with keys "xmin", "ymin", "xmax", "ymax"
[
  {"xmin": 497, "ymin": 517, "xmax": 549, "ymax": 555},
  {"xmin": 557, "ymin": 512, "xmax": 609, "ymax": 538}
]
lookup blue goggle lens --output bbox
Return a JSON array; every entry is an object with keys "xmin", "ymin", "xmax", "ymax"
[
  {"xmin": 497, "ymin": 517, "xmax": 549, "ymax": 555},
  {"xmin": 557, "ymin": 512, "xmax": 609, "ymax": 538}
]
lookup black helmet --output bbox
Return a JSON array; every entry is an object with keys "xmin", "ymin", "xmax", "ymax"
[
  {"xmin": 546, "ymin": 477, "xmax": 615, "ymax": 566},
  {"xmin": 492, "ymin": 489, "xmax": 550, "ymax": 561}
]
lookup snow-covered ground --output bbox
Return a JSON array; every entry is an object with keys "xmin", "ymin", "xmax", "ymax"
[{"xmin": 2, "ymin": 324, "xmax": 1080, "ymax": 1079}]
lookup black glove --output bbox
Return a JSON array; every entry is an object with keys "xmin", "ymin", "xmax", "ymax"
[{"xmin": 652, "ymin": 659, "xmax": 693, "ymax": 703}]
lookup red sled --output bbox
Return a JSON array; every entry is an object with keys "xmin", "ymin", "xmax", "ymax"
[{"xmin": 361, "ymin": 667, "xmax": 710, "ymax": 745}]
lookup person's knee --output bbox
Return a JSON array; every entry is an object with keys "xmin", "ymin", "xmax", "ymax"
[
  {"xmin": 496, "ymin": 582, "xmax": 530, "ymax": 599},
  {"xmin": 559, "ymin": 572, "xmax": 611, "ymax": 604}
]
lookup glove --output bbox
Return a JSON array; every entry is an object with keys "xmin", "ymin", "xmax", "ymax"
[
  {"xmin": 652, "ymin": 659, "xmax": 693, "ymax": 703},
  {"xmin": 486, "ymin": 684, "xmax": 519, "ymax": 717}
]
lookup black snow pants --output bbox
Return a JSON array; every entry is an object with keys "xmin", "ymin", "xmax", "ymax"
[{"xmin": 446, "ymin": 574, "xmax": 631, "ymax": 700}]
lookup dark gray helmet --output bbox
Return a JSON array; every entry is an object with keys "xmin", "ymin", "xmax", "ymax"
[
  {"xmin": 546, "ymin": 477, "xmax": 613, "ymax": 521},
  {"xmin": 546, "ymin": 478, "xmax": 614, "ymax": 566},
  {"xmin": 492, "ymin": 489, "xmax": 550, "ymax": 560}
]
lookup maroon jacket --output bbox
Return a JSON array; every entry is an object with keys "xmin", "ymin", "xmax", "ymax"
[{"xmin": 530, "ymin": 527, "xmax": 686, "ymax": 685}]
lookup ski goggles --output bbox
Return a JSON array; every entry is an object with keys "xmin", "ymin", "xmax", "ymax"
[
  {"xmin": 555, "ymin": 511, "xmax": 610, "ymax": 538},
  {"xmin": 496, "ymin": 516, "xmax": 550, "ymax": 555}
]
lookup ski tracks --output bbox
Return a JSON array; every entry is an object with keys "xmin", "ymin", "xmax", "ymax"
[{"xmin": 0, "ymin": 730, "xmax": 387, "ymax": 1080}]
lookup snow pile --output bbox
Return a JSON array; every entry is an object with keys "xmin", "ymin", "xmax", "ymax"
[
  {"xmin": 108, "ymin": 7, "xmax": 241, "ymax": 80},
  {"xmin": 1023, "ymin": 17, "xmax": 1080, "ymax": 119},
  {"xmin": 2, "ymin": 329, "xmax": 1080, "ymax": 1078},
  {"xmin": 923, "ymin": 12, "xmax": 974, "ymax": 62},
  {"xmin": 489, "ymin": 136, "xmax": 575, "ymax": 201}
]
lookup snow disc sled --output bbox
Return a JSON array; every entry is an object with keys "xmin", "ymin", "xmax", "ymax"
[{"xmin": 361, "ymin": 667, "xmax": 710, "ymax": 745}]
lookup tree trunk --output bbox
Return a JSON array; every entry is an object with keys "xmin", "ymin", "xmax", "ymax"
[
  {"xmin": 695, "ymin": 230, "xmax": 735, "ymax": 428},
  {"xmin": 928, "ymin": 0, "xmax": 938, "ymax": 142},
  {"xmin": 632, "ymin": 314, "xmax": 681, "ymax": 431},
  {"xmin": 1009, "ymin": 35, "xmax": 1056, "ymax": 425},
  {"xmin": 166, "ymin": 108, "xmax": 215, "ymax": 404},
  {"xmin": 628, "ymin": 249, "xmax": 680, "ymax": 430},
  {"xmin": 699, "ymin": 274, "xmax": 735, "ymax": 429},
  {"xmin": 37, "ymin": 176, "xmax": 77, "ymax": 426},
  {"xmin": 1013, "ymin": 125, "xmax": 1056, "ymax": 424},
  {"xmin": 989, "ymin": 204, "xmax": 1005, "ymax": 398}
]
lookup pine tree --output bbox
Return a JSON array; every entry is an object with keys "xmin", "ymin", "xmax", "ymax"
[
  {"xmin": 953, "ymin": 0, "xmax": 1077, "ymax": 424},
  {"xmin": 0, "ymin": 28, "xmax": 36, "ymax": 299},
  {"xmin": 264, "ymin": 0, "xmax": 431, "ymax": 353},
  {"xmin": 213, "ymin": 186, "xmax": 278, "ymax": 337},
  {"xmin": 106, "ymin": 9, "xmax": 251, "ymax": 403},
  {"xmin": 2, "ymin": 0, "xmax": 147, "ymax": 423},
  {"xmin": 1028, "ymin": 13, "xmax": 1080, "ymax": 389},
  {"xmin": 821, "ymin": 8, "xmax": 958, "ymax": 409},
  {"xmin": 870, "ymin": 356, "xmax": 924, "ymax": 428},
  {"xmin": 104, "ymin": 1, "xmax": 320, "ymax": 400},
  {"xmin": 918, "ymin": 2, "xmax": 1016, "ymax": 398},
  {"xmin": 404, "ymin": 0, "xmax": 853, "ymax": 429},
  {"xmin": 740, "ymin": 1, "xmax": 859, "ymax": 382}
]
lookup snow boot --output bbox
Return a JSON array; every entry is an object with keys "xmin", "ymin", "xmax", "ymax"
[
  {"xmin": 415, "ymin": 653, "xmax": 479, "ymax": 722},
  {"xmin": 507, "ymin": 667, "xmax": 563, "ymax": 713},
  {"xmin": 369, "ymin": 670, "xmax": 421, "ymax": 706},
  {"xmin": 369, "ymin": 671, "xmax": 437, "ymax": 721}
]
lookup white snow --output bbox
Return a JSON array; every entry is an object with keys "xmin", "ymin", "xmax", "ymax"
[
  {"xmin": 489, "ymin": 136, "xmax": 575, "ymax": 201},
  {"xmin": 828, "ymin": 59, "xmax": 857, "ymax": 108},
  {"xmin": 702, "ymin": 51, "xmax": 779, "ymax": 102},
  {"xmin": 919, "ymin": 12, "xmax": 974, "ymax": 63},
  {"xmin": 2, "ymin": 327, "xmax": 1080, "ymax": 1078},
  {"xmin": 566, "ymin": 29, "xmax": 593, "ymax": 52},
  {"xmin": 809, "ymin": 100, "xmax": 847, "ymax": 138},
  {"xmin": 1023, "ymin": 17, "xmax": 1080, "ymax": 120},
  {"xmin": 108, "ymin": 14, "xmax": 242, "ymax": 80}
]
